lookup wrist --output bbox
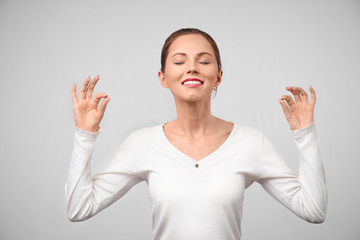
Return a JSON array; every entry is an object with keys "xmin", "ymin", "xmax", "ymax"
[{"xmin": 74, "ymin": 123, "xmax": 100, "ymax": 133}]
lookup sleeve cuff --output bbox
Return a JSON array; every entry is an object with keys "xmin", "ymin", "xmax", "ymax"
[
  {"xmin": 74, "ymin": 124, "xmax": 102, "ymax": 138},
  {"xmin": 290, "ymin": 121, "xmax": 316, "ymax": 139}
]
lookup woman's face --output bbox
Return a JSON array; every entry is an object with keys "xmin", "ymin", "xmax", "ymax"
[{"xmin": 158, "ymin": 34, "xmax": 223, "ymax": 102}]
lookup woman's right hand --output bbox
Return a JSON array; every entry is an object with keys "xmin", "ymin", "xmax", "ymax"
[{"xmin": 72, "ymin": 75, "xmax": 110, "ymax": 133}]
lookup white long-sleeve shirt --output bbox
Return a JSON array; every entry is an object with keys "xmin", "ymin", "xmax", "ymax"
[{"xmin": 65, "ymin": 121, "xmax": 327, "ymax": 240}]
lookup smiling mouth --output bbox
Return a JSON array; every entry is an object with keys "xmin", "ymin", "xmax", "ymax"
[{"xmin": 181, "ymin": 78, "xmax": 204, "ymax": 85}]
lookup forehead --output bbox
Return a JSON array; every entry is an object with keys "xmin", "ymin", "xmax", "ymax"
[{"xmin": 168, "ymin": 34, "xmax": 214, "ymax": 56}]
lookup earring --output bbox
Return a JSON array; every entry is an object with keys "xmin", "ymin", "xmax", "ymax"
[{"xmin": 212, "ymin": 86, "xmax": 218, "ymax": 99}]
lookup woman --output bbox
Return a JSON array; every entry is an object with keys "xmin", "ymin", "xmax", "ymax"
[{"xmin": 66, "ymin": 28, "xmax": 327, "ymax": 240}]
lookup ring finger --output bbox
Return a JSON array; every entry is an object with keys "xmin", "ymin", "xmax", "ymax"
[
  {"xmin": 86, "ymin": 75, "xmax": 100, "ymax": 99},
  {"xmin": 79, "ymin": 76, "xmax": 91, "ymax": 100}
]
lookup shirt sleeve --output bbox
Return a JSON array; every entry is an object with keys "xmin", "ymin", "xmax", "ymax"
[
  {"xmin": 65, "ymin": 125, "xmax": 144, "ymax": 222},
  {"xmin": 256, "ymin": 122, "xmax": 327, "ymax": 223}
]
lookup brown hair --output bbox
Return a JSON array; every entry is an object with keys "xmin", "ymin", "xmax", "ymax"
[{"xmin": 160, "ymin": 28, "xmax": 222, "ymax": 73}]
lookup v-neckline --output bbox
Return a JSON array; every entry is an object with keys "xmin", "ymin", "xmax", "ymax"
[{"xmin": 159, "ymin": 122, "xmax": 238, "ymax": 168}]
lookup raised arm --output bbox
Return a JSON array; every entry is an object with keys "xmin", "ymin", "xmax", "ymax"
[
  {"xmin": 65, "ymin": 76, "xmax": 143, "ymax": 222},
  {"xmin": 257, "ymin": 85, "xmax": 327, "ymax": 223}
]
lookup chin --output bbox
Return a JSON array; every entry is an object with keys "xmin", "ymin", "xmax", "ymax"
[{"xmin": 176, "ymin": 94, "xmax": 211, "ymax": 103}]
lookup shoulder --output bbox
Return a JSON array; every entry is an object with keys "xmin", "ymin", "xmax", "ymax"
[
  {"xmin": 233, "ymin": 122, "xmax": 264, "ymax": 139},
  {"xmin": 115, "ymin": 124, "xmax": 163, "ymax": 153},
  {"xmin": 131, "ymin": 124, "xmax": 161, "ymax": 138},
  {"xmin": 230, "ymin": 123, "xmax": 267, "ymax": 150},
  {"xmin": 125, "ymin": 123, "xmax": 164, "ymax": 148},
  {"xmin": 225, "ymin": 123, "xmax": 266, "ymax": 156}
]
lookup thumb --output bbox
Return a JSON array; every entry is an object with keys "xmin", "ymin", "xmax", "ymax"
[
  {"xmin": 93, "ymin": 93, "xmax": 107, "ymax": 105},
  {"xmin": 279, "ymin": 97, "xmax": 291, "ymax": 119},
  {"xmin": 98, "ymin": 96, "xmax": 110, "ymax": 114}
]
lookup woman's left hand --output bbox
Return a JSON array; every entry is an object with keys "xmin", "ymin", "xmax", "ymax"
[{"xmin": 279, "ymin": 86, "xmax": 316, "ymax": 130}]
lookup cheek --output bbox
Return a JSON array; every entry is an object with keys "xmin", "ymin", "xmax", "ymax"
[
  {"xmin": 163, "ymin": 71, "xmax": 181, "ymax": 87},
  {"xmin": 203, "ymin": 67, "xmax": 220, "ymax": 79},
  {"xmin": 164, "ymin": 65, "xmax": 183, "ymax": 79}
]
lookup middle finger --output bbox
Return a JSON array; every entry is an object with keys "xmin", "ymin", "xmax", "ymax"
[
  {"xmin": 294, "ymin": 86, "xmax": 309, "ymax": 103},
  {"xmin": 286, "ymin": 86, "xmax": 302, "ymax": 102}
]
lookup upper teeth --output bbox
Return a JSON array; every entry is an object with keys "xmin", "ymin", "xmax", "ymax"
[{"xmin": 184, "ymin": 81, "xmax": 202, "ymax": 85}]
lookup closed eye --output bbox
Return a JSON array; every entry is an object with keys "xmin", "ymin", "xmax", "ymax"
[{"xmin": 174, "ymin": 62, "xmax": 209, "ymax": 65}]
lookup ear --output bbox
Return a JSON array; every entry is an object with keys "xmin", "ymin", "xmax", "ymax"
[
  {"xmin": 215, "ymin": 70, "xmax": 223, "ymax": 87},
  {"xmin": 158, "ymin": 70, "xmax": 169, "ymax": 88}
]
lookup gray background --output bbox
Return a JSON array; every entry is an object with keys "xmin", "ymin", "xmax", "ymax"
[{"xmin": 0, "ymin": 0, "xmax": 359, "ymax": 239}]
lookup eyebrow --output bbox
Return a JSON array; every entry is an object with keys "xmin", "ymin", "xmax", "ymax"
[{"xmin": 171, "ymin": 52, "xmax": 212, "ymax": 57}]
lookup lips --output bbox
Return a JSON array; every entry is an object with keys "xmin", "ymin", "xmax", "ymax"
[{"xmin": 181, "ymin": 78, "xmax": 204, "ymax": 85}]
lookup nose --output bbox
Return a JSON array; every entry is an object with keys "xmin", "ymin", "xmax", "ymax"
[
  {"xmin": 187, "ymin": 69, "xmax": 198, "ymax": 74},
  {"xmin": 187, "ymin": 62, "xmax": 199, "ymax": 74}
]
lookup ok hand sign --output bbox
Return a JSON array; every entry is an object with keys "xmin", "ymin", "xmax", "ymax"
[
  {"xmin": 72, "ymin": 75, "xmax": 110, "ymax": 133},
  {"xmin": 279, "ymin": 86, "xmax": 316, "ymax": 130}
]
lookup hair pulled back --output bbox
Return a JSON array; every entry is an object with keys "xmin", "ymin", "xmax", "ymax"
[{"xmin": 160, "ymin": 28, "xmax": 222, "ymax": 73}]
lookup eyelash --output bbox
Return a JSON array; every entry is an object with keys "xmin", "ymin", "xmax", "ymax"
[{"xmin": 174, "ymin": 62, "xmax": 210, "ymax": 65}]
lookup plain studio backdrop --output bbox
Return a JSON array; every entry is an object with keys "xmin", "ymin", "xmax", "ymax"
[{"xmin": 0, "ymin": 0, "xmax": 359, "ymax": 239}]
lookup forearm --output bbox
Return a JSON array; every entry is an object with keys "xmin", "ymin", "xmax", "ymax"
[
  {"xmin": 258, "ymin": 122, "xmax": 328, "ymax": 223},
  {"xmin": 65, "ymin": 126, "xmax": 101, "ymax": 222},
  {"xmin": 293, "ymin": 122, "xmax": 327, "ymax": 222}
]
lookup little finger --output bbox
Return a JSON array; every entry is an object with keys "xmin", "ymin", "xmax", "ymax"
[
  {"xmin": 72, "ymin": 83, "xmax": 78, "ymax": 104},
  {"xmin": 309, "ymin": 85, "xmax": 316, "ymax": 106}
]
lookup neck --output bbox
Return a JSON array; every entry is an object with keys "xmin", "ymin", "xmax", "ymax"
[{"xmin": 171, "ymin": 96, "xmax": 217, "ymax": 137}]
